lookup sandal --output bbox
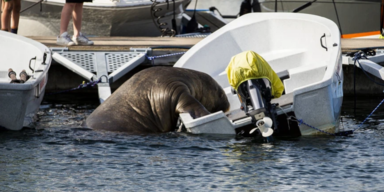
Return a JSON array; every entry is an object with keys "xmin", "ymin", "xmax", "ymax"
[
  {"xmin": 9, "ymin": 68, "xmax": 24, "ymax": 83},
  {"xmin": 8, "ymin": 68, "xmax": 17, "ymax": 81},
  {"xmin": 19, "ymin": 70, "xmax": 29, "ymax": 82}
]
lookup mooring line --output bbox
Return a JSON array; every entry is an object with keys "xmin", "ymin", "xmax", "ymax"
[
  {"xmin": 353, "ymin": 98, "xmax": 384, "ymax": 132},
  {"xmin": 47, "ymin": 75, "xmax": 108, "ymax": 95},
  {"xmin": 146, "ymin": 52, "xmax": 186, "ymax": 61},
  {"xmin": 288, "ymin": 96, "xmax": 384, "ymax": 136}
]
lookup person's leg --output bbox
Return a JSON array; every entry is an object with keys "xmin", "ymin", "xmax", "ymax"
[
  {"xmin": 60, "ymin": 3, "xmax": 75, "ymax": 35},
  {"xmin": 8, "ymin": 68, "xmax": 22, "ymax": 83},
  {"xmin": 239, "ymin": 0, "xmax": 252, "ymax": 16},
  {"xmin": 381, "ymin": 0, "xmax": 384, "ymax": 35},
  {"xmin": 8, "ymin": 68, "xmax": 17, "ymax": 81},
  {"xmin": 1, "ymin": 0, "xmax": 12, "ymax": 31},
  {"xmin": 252, "ymin": 0, "xmax": 261, "ymax": 12},
  {"xmin": 71, "ymin": 2, "xmax": 93, "ymax": 45},
  {"xmin": 72, "ymin": 2, "xmax": 83, "ymax": 37},
  {"xmin": 19, "ymin": 69, "xmax": 29, "ymax": 82},
  {"xmin": 57, "ymin": 3, "xmax": 76, "ymax": 45},
  {"xmin": 10, "ymin": 0, "xmax": 20, "ymax": 34},
  {"xmin": 1, "ymin": 0, "xmax": 3, "ymax": 27}
]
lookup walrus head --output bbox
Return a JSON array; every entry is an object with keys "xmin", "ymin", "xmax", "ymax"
[
  {"xmin": 185, "ymin": 69, "xmax": 230, "ymax": 117},
  {"xmin": 201, "ymin": 82, "xmax": 230, "ymax": 114}
]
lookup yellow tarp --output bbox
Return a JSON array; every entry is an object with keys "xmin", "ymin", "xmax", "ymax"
[{"xmin": 226, "ymin": 51, "xmax": 284, "ymax": 98}]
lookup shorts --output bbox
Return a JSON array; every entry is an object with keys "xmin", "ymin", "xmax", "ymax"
[{"xmin": 66, "ymin": 0, "xmax": 92, "ymax": 3}]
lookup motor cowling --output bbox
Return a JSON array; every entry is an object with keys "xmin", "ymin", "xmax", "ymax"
[{"xmin": 226, "ymin": 51, "xmax": 284, "ymax": 138}]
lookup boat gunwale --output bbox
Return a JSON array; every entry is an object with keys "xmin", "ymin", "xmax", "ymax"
[
  {"xmin": 0, "ymin": 31, "xmax": 52, "ymax": 91},
  {"xmin": 175, "ymin": 13, "xmax": 341, "ymax": 94}
]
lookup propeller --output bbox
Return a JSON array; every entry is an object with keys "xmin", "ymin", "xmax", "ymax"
[{"xmin": 249, "ymin": 117, "xmax": 274, "ymax": 137}]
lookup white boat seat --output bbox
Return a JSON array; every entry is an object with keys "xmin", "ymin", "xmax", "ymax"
[
  {"xmin": 0, "ymin": 71, "xmax": 7, "ymax": 77},
  {"xmin": 0, "ymin": 71, "xmax": 9, "ymax": 83},
  {"xmin": 227, "ymin": 92, "xmax": 294, "ymax": 122},
  {"xmin": 276, "ymin": 70, "xmax": 290, "ymax": 81},
  {"xmin": 272, "ymin": 92, "xmax": 293, "ymax": 107}
]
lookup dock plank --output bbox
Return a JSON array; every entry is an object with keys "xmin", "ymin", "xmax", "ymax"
[
  {"xmin": 28, "ymin": 36, "xmax": 384, "ymax": 96},
  {"xmin": 29, "ymin": 36, "xmax": 204, "ymax": 51},
  {"xmin": 30, "ymin": 36, "xmax": 384, "ymax": 52},
  {"xmin": 341, "ymin": 39, "xmax": 384, "ymax": 52}
]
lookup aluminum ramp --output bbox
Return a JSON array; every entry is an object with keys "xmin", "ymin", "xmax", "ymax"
[
  {"xmin": 342, "ymin": 51, "xmax": 384, "ymax": 82},
  {"xmin": 51, "ymin": 48, "xmax": 148, "ymax": 103}
]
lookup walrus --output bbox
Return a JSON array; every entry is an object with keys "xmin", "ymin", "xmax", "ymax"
[{"xmin": 84, "ymin": 67, "xmax": 230, "ymax": 133}]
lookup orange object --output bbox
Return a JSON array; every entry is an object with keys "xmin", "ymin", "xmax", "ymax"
[{"xmin": 341, "ymin": 31, "xmax": 381, "ymax": 39}]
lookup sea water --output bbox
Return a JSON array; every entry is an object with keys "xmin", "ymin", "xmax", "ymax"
[{"xmin": 1, "ymin": 96, "xmax": 384, "ymax": 191}]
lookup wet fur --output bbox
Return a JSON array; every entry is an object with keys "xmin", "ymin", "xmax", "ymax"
[{"xmin": 85, "ymin": 67, "xmax": 230, "ymax": 133}]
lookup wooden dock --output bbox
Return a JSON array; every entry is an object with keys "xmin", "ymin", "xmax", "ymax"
[
  {"xmin": 31, "ymin": 36, "xmax": 205, "ymax": 98},
  {"xmin": 341, "ymin": 38, "xmax": 384, "ymax": 52},
  {"xmin": 29, "ymin": 36, "xmax": 204, "ymax": 51},
  {"xmin": 27, "ymin": 36, "xmax": 384, "ymax": 97},
  {"xmin": 29, "ymin": 36, "xmax": 384, "ymax": 52}
]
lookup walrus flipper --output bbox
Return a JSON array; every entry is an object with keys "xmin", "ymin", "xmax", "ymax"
[{"xmin": 176, "ymin": 93, "xmax": 210, "ymax": 119}]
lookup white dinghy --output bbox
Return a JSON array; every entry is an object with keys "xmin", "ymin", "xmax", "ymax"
[
  {"xmin": 175, "ymin": 13, "xmax": 344, "ymax": 136},
  {"xmin": 0, "ymin": 31, "xmax": 51, "ymax": 131},
  {"xmin": 18, "ymin": 0, "xmax": 191, "ymax": 37}
]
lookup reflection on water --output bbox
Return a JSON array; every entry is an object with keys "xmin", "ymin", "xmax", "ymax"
[
  {"xmin": 1, "ymin": 97, "xmax": 384, "ymax": 191},
  {"xmin": 35, "ymin": 103, "xmax": 95, "ymax": 129}
]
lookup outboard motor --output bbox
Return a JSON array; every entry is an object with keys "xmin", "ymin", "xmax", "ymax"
[
  {"xmin": 234, "ymin": 79, "xmax": 278, "ymax": 138},
  {"xmin": 226, "ymin": 50, "xmax": 284, "ymax": 139}
]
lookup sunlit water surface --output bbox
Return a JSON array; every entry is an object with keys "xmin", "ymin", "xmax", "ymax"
[{"xmin": 1, "ymin": 97, "xmax": 384, "ymax": 191}]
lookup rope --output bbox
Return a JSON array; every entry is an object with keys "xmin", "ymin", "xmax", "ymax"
[
  {"xmin": 150, "ymin": 0, "xmax": 176, "ymax": 37},
  {"xmin": 326, "ymin": 49, "xmax": 384, "ymax": 134},
  {"xmin": 47, "ymin": 75, "xmax": 107, "ymax": 95},
  {"xmin": 288, "ymin": 116, "xmax": 354, "ymax": 136},
  {"xmin": 288, "ymin": 94, "xmax": 384, "ymax": 136},
  {"xmin": 261, "ymin": 50, "xmax": 384, "ymax": 136},
  {"xmin": 275, "ymin": 0, "xmax": 278, "ymax": 12},
  {"xmin": 193, "ymin": 0, "xmax": 198, "ymax": 17},
  {"xmin": 352, "ymin": 49, "xmax": 384, "ymax": 115},
  {"xmin": 146, "ymin": 52, "xmax": 186, "ymax": 61},
  {"xmin": 352, "ymin": 50, "xmax": 384, "ymax": 87},
  {"xmin": 332, "ymin": 0, "xmax": 343, "ymax": 36},
  {"xmin": 288, "ymin": 116, "xmax": 337, "ymax": 136},
  {"xmin": 353, "ymin": 98, "xmax": 384, "ymax": 132}
]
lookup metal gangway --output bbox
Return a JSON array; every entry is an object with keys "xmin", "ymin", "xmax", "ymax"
[
  {"xmin": 342, "ymin": 49, "xmax": 384, "ymax": 81},
  {"xmin": 51, "ymin": 47, "xmax": 150, "ymax": 103}
]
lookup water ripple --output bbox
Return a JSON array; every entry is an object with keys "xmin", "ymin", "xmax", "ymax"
[{"xmin": 1, "ymin": 98, "xmax": 384, "ymax": 191}]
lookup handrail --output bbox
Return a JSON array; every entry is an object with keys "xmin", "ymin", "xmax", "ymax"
[{"xmin": 20, "ymin": 0, "xmax": 44, "ymax": 13}]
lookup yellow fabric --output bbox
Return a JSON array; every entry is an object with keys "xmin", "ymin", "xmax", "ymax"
[{"xmin": 226, "ymin": 50, "xmax": 284, "ymax": 98}]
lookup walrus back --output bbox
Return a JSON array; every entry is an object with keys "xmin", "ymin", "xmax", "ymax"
[{"xmin": 85, "ymin": 67, "xmax": 229, "ymax": 133}]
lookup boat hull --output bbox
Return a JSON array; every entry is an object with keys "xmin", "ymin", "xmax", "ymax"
[
  {"xmin": 294, "ymin": 72, "xmax": 344, "ymax": 135},
  {"xmin": 175, "ymin": 13, "xmax": 343, "ymax": 136},
  {"xmin": 260, "ymin": 0, "xmax": 381, "ymax": 38},
  {"xmin": 0, "ymin": 84, "xmax": 47, "ymax": 130},
  {"xmin": 18, "ymin": 0, "xmax": 190, "ymax": 37},
  {"xmin": 0, "ymin": 31, "xmax": 51, "ymax": 131}
]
